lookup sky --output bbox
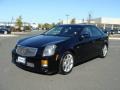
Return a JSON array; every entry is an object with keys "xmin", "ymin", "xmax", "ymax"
[{"xmin": 0, "ymin": 0, "xmax": 120, "ymax": 23}]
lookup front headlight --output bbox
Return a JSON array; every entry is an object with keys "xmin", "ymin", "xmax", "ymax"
[{"xmin": 43, "ymin": 45, "xmax": 57, "ymax": 56}]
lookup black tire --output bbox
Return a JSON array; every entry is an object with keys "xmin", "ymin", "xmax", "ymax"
[
  {"xmin": 59, "ymin": 51, "xmax": 74, "ymax": 75},
  {"xmin": 99, "ymin": 44, "xmax": 108, "ymax": 58}
]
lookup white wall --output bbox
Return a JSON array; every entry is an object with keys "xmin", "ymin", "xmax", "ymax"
[{"xmin": 101, "ymin": 18, "xmax": 120, "ymax": 24}]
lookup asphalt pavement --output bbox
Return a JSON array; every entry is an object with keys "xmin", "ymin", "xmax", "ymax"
[{"xmin": 0, "ymin": 31, "xmax": 120, "ymax": 90}]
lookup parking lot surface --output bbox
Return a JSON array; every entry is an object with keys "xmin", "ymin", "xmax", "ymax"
[{"xmin": 0, "ymin": 31, "xmax": 120, "ymax": 90}]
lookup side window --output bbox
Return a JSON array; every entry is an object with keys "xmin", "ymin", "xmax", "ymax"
[
  {"xmin": 90, "ymin": 26, "xmax": 103, "ymax": 37},
  {"xmin": 81, "ymin": 27, "xmax": 92, "ymax": 36}
]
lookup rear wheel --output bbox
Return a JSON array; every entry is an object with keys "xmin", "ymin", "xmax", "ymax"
[
  {"xmin": 100, "ymin": 44, "xmax": 108, "ymax": 58},
  {"xmin": 59, "ymin": 52, "xmax": 74, "ymax": 75}
]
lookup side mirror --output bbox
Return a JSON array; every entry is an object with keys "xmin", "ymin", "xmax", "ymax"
[
  {"xmin": 79, "ymin": 32, "xmax": 90, "ymax": 40},
  {"xmin": 81, "ymin": 33, "xmax": 90, "ymax": 38}
]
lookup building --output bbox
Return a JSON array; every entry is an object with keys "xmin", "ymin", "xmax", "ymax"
[
  {"xmin": 90, "ymin": 17, "xmax": 120, "ymax": 30},
  {"xmin": 62, "ymin": 17, "xmax": 120, "ymax": 30},
  {"xmin": 62, "ymin": 19, "xmax": 83, "ymax": 24}
]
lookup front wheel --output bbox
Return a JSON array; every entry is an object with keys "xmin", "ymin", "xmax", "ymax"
[
  {"xmin": 59, "ymin": 52, "xmax": 74, "ymax": 75},
  {"xmin": 99, "ymin": 44, "xmax": 108, "ymax": 58}
]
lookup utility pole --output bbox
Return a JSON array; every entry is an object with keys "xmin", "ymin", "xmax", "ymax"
[
  {"xmin": 11, "ymin": 17, "xmax": 14, "ymax": 26},
  {"xmin": 82, "ymin": 18, "xmax": 84, "ymax": 23},
  {"xmin": 88, "ymin": 13, "xmax": 92, "ymax": 24},
  {"xmin": 66, "ymin": 14, "xmax": 69, "ymax": 24},
  {"xmin": 58, "ymin": 19, "xmax": 61, "ymax": 25}
]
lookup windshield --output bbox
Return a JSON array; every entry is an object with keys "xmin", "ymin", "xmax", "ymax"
[{"xmin": 44, "ymin": 25, "xmax": 83, "ymax": 36}]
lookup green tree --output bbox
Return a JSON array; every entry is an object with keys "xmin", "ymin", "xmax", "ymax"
[
  {"xmin": 15, "ymin": 16, "xmax": 23, "ymax": 31},
  {"xmin": 38, "ymin": 24, "xmax": 42, "ymax": 29},
  {"xmin": 43, "ymin": 23, "xmax": 53, "ymax": 30},
  {"xmin": 70, "ymin": 18, "xmax": 76, "ymax": 24},
  {"xmin": 57, "ymin": 20, "xmax": 63, "ymax": 25},
  {"xmin": 52, "ymin": 23, "xmax": 56, "ymax": 27},
  {"xmin": 24, "ymin": 25, "xmax": 31, "ymax": 31}
]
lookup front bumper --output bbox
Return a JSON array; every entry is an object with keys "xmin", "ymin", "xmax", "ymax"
[{"xmin": 12, "ymin": 50, "xmax": 59, "ymax": 74}]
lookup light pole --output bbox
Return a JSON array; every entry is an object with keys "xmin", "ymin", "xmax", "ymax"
[
  {"xmin": 88, "ymin": 13, "xmax": 91, "ymax": 24},
  {"xmin": 66, "ymin": 14, "xmax": 69, "ymax": 24},
  {"xmin": 11, "ymin": 17, "xmax": 14, "ymax": 26},
  {"xmin": 58, "ymin": 19, "xmax": 61, "ymax": 25}
]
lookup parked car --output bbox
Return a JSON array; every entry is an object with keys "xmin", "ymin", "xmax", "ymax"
[
  {"xmin": 103, "ymin": 29, "xmax": 111, "ymax": 36},
  {"xmin": 103, "ymin": 29, "xmax": 119, "ymax": 35},
  {"xmin": 0, "ymin": 26, "xmax": 11, "ymax": 34},
  {"xmin": 12, "ymin": 24, "xmax": 109, "ymax": 75},
  {"xmin": 118, "ymin": 30, "xmax": 120, "ymax": 34}
]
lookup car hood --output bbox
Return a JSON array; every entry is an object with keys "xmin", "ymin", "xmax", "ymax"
[{"xmin": 18, "ymin": 35, "xmax": 70, "ymax": 48}]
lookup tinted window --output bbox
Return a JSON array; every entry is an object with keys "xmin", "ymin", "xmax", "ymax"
[
  {"xmin": 44, "ymin": 25, "xmax": 83, "ymax": 36},
  {"xmin": 90, "ymin": 26, "xmax": 103, "ymax": 37},
  {"xmin": 81, "ymin": 27, "xmax": 92, "ymax": 36}
]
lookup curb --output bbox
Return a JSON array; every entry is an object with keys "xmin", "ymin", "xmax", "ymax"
[
  {"xmin": 109, "ymin": 38, "xmax": 120, "ymax": 40},
  {"xmin": 0, "ymin": 34, "xmax": 18, "ymax": 37},
  {"xmin": 11, "ymin": 32, "xmax": 30, "ymax": 35}
]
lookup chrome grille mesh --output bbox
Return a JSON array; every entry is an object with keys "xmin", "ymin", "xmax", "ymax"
[{"xmin": 16, "ymin": 45, "xmax": 38, "ymax": 57}]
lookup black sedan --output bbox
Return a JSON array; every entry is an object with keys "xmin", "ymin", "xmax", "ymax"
[{"xmin": 12, "ymin": 24, "xmax": 109, "ymax": 75}]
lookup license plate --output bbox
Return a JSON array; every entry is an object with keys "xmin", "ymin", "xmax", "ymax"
[
  {"xmin": 27, "ymin": 62, "xmax": 34, "ymax": 68},
  {"xmin": 16, "ymin": 56, "xmax": 26, "ymax": 64}
]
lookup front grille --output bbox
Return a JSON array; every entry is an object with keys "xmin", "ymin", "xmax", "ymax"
[{"xmin": 16, "ymin": 45, "xmax": 38, "ymax": 57}]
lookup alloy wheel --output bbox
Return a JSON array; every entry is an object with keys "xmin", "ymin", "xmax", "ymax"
[
  {"xmin": 102, "ymin": 45, "xmax": 108, "ymax": 57},
  {"xmin": 62, "ymin": 54, "xmax": 74, "ymax": 73}
]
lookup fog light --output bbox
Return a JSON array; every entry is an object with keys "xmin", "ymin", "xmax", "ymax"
[{"xmin": 41, "ymin": 60, "xmax": 48, "ymax": 67}]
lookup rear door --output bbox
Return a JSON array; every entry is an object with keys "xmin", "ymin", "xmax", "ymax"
[
  {"xmin": 75, "ymin": 26, "xmax": 94, "ymax": 62},
  {"xmin": 90, "ymin": 26, "xmax": 105, "ymax": 56}
]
